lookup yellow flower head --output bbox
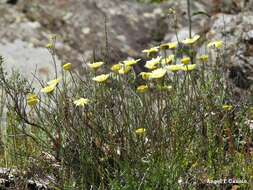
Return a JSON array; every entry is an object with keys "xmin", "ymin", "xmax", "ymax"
[
  {"xmin": 198, "ymin": 55, "xmax": 209, "ymax": 62},
  {"xmin": 41, "ymin": 85, "xmax": 56, "ymax": 94},
  {"xmin": 88, "ymin": 61, "xmax": 104, "ymax": 70},
  {"xmin": 47, "ymin": 78, "xmax": 60, "ymax": 86},
  {"xmin": 135, "ymin": 128, "xmax": 146, "ymax": 135},
  {"xmin": 41, "ymin": 78, "xmax": 60, "ymax": 94},
  {"xmin": 123, "ymin": 59, "xmax": 141, "ymax": 67},
  {"xmin": 222, "ymin": 104, "xmax": 233, "ymax": 111},
  {"xmin": 74, "ymin": 98, "xmax": 90, "ymax": 107},
  {"xmin": 181, "ymin": 57, "xmax": 191, "ymax": 65},
  {"xmin": 118, "ymin": 65, "xmax": 132, "ymax": 75},
  {"xmin": 166, "ymin": 64, "xmax": 183, "ymax": 72},
  {"xmin": 161, "ymin": 55, "xmax": 175, "ymax": 65},
  {"xmin": 207, "ymin": 40, "xmax": 223, "ymax": 49},
  {"xmin": 27, "ymin": 94, "xmax": 39, "ymax": 107},
  {"xmin": 136, "ymin": 85, "xmax": 149, "ymax": 93},
  {"xmin": 160, "ymin": 42, "xmax": 178, "ymax": 50},
  {"xmin": 63, "ymin": 63, "xmax": 72, "ymax": 71},
  {"xmin": 46, "ymin": 43, "xmax": 53, "ymax": 49},
  {"xmin": 92, "ymin": 74, "xmax": 110, "ymax": 83},
  {"xmin": 149, "ymin": 68, "xmax": 167, "ymax": 79},
  {"xmin": 145, "ymin": 56, "xmax": 161, "ymax": 70},
  {"xmin": 181, "ymin": 64, "xmax": 196, "ymax": 71},
  {"xmin": 142, "ymin": 46, "xmax": 159, "ymax": 57},
  {"xmin": 182, "ymin": 35, "xmax": 200, "ymax": 45},
  {"xmin": 139, "ymin": 72, "xmax": 152, "ymax": 80},
  {"xmin": 111, "ymin": 63, "xmax": 122, "ymax": 72}
]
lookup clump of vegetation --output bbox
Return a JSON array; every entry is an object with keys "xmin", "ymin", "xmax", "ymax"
[{"xmin": 0, "ymin": 2, "xmax": 252, "ymax": 190}]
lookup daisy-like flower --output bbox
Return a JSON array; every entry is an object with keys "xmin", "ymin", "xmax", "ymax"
[
  {"xmin": 63, "ymin": 63, "xmax": 72, "ymax": 71},
  {"xmin": 161, "ymin": 55, "xmax": 175, "ymax": 65},
  {"xmin": 74, "ymin": 98, "xmax": 90, "ymax": 107},
  {"xmin": 111, "ymin": 63, "xmax": 122, "ymax": 72},
  {"xmin": 160, "ymin": 42, "xmax": 178, "ymax": 50},
  {"xmin": 181, "ymin": 64, "xmax": 196, "ymax": 71},
  {"xmin": 27, "ymin": 94, "xmax": 39, "ymax": 107},
  {"xmin": 47, "ymin": 78, "xmax": 61, "ymax": 86},
  {"xmin": 222, "ymin": 104, "xmax": 233, "ymax": 111},
  {"xmin": 136, "ymin": 85, "xmax": 149, "ymax": 93},
  {"xmin": 166, "ymin": 64, "xmax": 183, "ymax": 72},
  {"xmin": 142, "ymin": 46, "xmax": 159, "ymax": 57},
  {"xmin": 181, "ymin": 57, "xmax": 191, "ymax": 65},
  {"xmin": 135, "ymin": 128, "xmax": 146, "ymax": 135},
  {"xmin": 139, "ymin": 72, "xmax": 152, "ymax": 80},
  {"xmin": 92, "ymin": 74, "xmax": 110, "ymax": 83},
  {"xmin": 41, "ymin": 78, "xmax": 61, "ymax": 94},
  {"xmin": 207, "ymin": 40, "xmax": 223, "ymax": 49},
  {"xmin": 46, "ymin": 43, "xmax": 53, "ymax": 49},
  {"xmin": 145, "ymin": 56, "xmax": 161, "ymax": 70},
  {"xmin": 123, "ymin": 59, "xmax": 141, "ymax": 67},
  {"xmin": 182, "ymin": 35, "xmax": 200, "ymax": 45},
  {"xmin": 198, "ymin": 55, "xmax": 209, "ymax": 62},
  {"xmin": 118, "ymin": 65, "xmax": 132, "ymax": 75},
  {"xmin": 87, "ymin": 61, "xmax": 104, "ymax": 70},
  {"xmin": 41, "ymin": 85, "xmax": 56, "ymax": 94},
  {"xmin": 149, "ymin": 68, "xmax": 167, "ymax": 79}
]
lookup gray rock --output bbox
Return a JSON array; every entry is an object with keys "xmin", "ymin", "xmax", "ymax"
[{"xmin": 206, "ymin": 12, "xmax": 253, "ymax": 89}]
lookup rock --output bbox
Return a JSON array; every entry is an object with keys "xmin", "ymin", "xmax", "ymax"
[
  {"xmin": 206, "ymin": 12, "xmax": 253, "ymax": 89},
  {"xmin": 0, "ymin": 4, "xmax": 62, "ymax": 88},
  {"xmin": 20, "ymin": 0, "xmax": 170, "ymax": 66}
]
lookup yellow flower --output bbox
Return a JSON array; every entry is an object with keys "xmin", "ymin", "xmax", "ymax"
[
  {"xmin": 139, "ymin": 72, "xmax": 152, "ymax": 80},
  {"xmin": 41, "ymin": 85, "xmax": 56, "ymax": 94},
  {"xmin": 161, "ymin": 55, "xmax": 175, "ymax": 65},
  {"xmin": 136, "ymin": 85, "xmax": 148, "ymax": 93},
  {"xmin": 198, "ymin": 55, "xmax": 209, "ymax": 62},
  {"xmin": 149, "ymin": 68, "xmax": 167, "ymax": 79},
  {"xmin": 222, "ymin": 105, "xmax": 233, "ymax": 111},
  {"xmin": 88, "ymin": 61, "xmax": 104, "ymax": 70},
  {"xmin": 142, "ymin": 46, "xmax": 159, "ymax": 57},
  {"xmin": 207, "ymin": 40, "xmax": 223, "ymax": 49},
  {"xmin": 46, "ymin": 43, "xmax": 53, "ymax": 49},
  {"xmin": 123, "ymin": 59, "xmax": 141, "ymax": 67},
  {"xmin": 118, "ymin": 65, "xmax": 132, "ymax": 75},
  {"xmin": 160, "ymin": 42, "xmax": 178, "ymax": 50},
  {"xmin": 111, "ymin": 63, "xmax": 122, "ymax": 72},
  {"xmin": 74, "ymin": 98, "xmax": 90, "ymax": 107},
  {"xmin": 27, "ymin": 94, "xmax": 39, "ymax": 107},
  {"xmin": 135, "ymin": 128, "xmax": 146, "ymax": 135},
  {"xmin": 181, "ymin": 64, "xmax": 196, "ymax": 71},
  {"xmin": 166, "ymin": 64, "xmax": 183, "ymax": 72},
  {"xmin": 92, "ymin": 74, "xmax": 110, "ymax": 83},
  {"xmin": 145, "ymin": 56, "xmax": 161, "ymax": 70},
  {"xmin": 182, "ymin": 35, "xmax": 200, "ymax": 45},
  {"xmin": 63, "ymin": 63, "xmax": 72, "ymax": 71},
  {"xmin": 181, "ymin": 57, "xmax": 191, "ymax": 65},
  {"xmin": 47, "ymin": 78, "xmax": 61, "ymax": 86},
  {"xmin": 41, "ymin": 78, "xmax": 60, "ymax": 94}
]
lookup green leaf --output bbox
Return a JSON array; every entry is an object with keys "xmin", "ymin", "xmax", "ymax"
[{"xmin": 192, "ymin": 11, "xmax": 211, "ymax": 18}]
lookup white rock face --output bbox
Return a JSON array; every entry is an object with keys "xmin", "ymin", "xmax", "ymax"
[{"xmin": 0, "ymin": 39, "xmax": 60, "ymax": 88}]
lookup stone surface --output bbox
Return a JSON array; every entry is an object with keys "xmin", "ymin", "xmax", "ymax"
[{"xmin": 206, "ymin": 12, "xmax": 253, "ymax": 89}]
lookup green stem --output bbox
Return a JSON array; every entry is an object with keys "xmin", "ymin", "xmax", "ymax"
[{"xmin": 187, "ymin": 0, "xmax": 192, "ymax": 38}]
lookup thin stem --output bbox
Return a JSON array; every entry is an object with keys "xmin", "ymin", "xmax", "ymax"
[{"xmin": 187, "ymin": 0, "xmax": 192, "ymax": 38}]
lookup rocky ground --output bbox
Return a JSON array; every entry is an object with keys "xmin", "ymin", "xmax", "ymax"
[{"xmin": 0, "ymin": 0, "xmax": 253, "ymax": 92}]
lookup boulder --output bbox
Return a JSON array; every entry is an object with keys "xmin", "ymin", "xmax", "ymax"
[{"xmin": 206, "ymin": 12, "xmax": 253, "ymax": 89}]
